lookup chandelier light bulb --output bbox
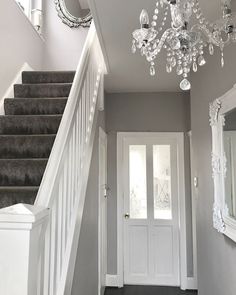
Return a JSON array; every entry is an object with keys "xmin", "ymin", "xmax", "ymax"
[
  {"xmin": 132, "ymin": 0, "xmax": 236, "ymax": 90},
  {"xmin": 140, "ymin": 9, "xmax": 150, "ymax": 27}
]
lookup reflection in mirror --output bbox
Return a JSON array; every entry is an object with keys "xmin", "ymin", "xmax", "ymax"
[
  {"xmin": 224, "ymin": 108, "xmax": 236, "ymax": 219},
  {"xmin": 64, "ymin": 0, "xmax": 90, "ymax": 19}
]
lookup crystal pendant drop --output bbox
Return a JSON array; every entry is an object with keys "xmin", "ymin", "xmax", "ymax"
[
  {"xmin": 176, "ymin": 65, "xmax": 183, "ymax": 75},
  {"xmin": 141, "ymin": 47, "xmax": 145, "ymax": 56},
  {"xmin": 221, "ymin": 51, "xmax": 224, "ymax": 67},
  {"xmin": 198, "ymin": 55, "xmax": 206, "ymax": 66},
  {"xmin": 132, "ymin": 43, "xmax": 136, "ymax": 54},
  {"xmin": 193, "ymin": 62, "xmax": 198, "ymax": 72},
  {"xmin": 170, "ymin": 57, "xmax": 177, "ymax": 67},
  {"xmin": 209, "ymin": 43, "xmax": 214, "ymax": 55},
  {"xmin": 166, "ymin": 63, "xmax": 172, "ymax": 73},
  {"xmin": 180, "ymin": 78, "xmax": 191, "ymax": 91},
  {"xmin": 221, "ymin": 56, "xmax": 225, "ymax": 67},
  {"xmin": 150, "ymin": 65, "xmax": 156, "ymax": 76}
]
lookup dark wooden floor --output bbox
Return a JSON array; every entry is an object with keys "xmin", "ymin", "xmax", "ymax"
[{"xmin": 105, "ymin": 286, "xmax": 197, "ymax": 295}]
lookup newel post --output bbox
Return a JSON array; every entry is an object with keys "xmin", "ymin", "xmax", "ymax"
[{"xmin": 0, "ymin": 203, "xmax": 49, "ymax": 295}]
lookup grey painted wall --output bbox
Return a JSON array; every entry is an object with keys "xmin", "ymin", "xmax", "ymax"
[
  {"xmin": 72, "ymin": 111, "xmax": 105, "ymax": 295},
  {"xmin": 105, "ymin": 92, "xmax": 194, "ymax": 277},
  {"xmin": 191, "ymin": 44, "xmax": 236, "ymax": 295}
]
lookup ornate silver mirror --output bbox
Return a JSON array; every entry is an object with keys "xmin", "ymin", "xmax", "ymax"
[
  {"xmin": 210, "ymin": 85, "xmax": 236, "ymax": 242},
  {"xmin": 55, "ymin": 0, "xmax": 92, "ymax": 28}
]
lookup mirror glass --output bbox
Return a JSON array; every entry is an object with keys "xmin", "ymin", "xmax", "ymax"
[
  {"xmin": 223, "ymin": 108, "xmax": 236, "ymax": 219},
  {"xmin": 64, "ymin": 0, "xmax": 90, "ymax": 19}
]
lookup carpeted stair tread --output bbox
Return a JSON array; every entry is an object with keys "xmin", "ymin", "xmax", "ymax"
[
  {"xmin": 0, "ymin": 186, "xmax": 38, "ymax": 209},
  {"xmin": 22, "ymin": 71, "xmax": 75, "ymax": 84},
  {"xmin": 0, "ymin": 135, "xmax": 56, "ymax": 159},
  {"xmin": 14, "ymin": 83, "xmax": 72, "ymax": 98},
  {"xmin": 0, "ymin": 159, "xmax": 48, "ymax": 186},
  {"xmin": 0, "ymin": 115, "xmax": 62, "ymax": 135},
  {"xmin": 4, "ymin": 98, "xmax": 67, "ymax": 115},
  {"xmin": 0, "ymin": 70, "xmax": 71, "ymax": 209}
]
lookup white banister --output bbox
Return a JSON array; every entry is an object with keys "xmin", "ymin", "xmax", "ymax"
[{"xmin": 0, "ymin": 22, "xmax": 106, "ymax": 295}]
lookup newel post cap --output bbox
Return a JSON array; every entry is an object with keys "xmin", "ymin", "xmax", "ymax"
[{"xmin": 0, "ymin": 203, "xmax": 49, "ymax": 227}]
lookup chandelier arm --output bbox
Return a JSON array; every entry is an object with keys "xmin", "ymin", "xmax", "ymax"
[
  {"xmin": 154, "ymin": 28, "xmax": 176, "ymax": 54},
  {"xmin": 191, "ymin": 24, "xmax": 230, "ymax": 47}
]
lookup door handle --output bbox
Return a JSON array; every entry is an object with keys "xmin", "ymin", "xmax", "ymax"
[
  {"xmin": 124, "ymin": 213, "xmax": 130, "ymax": 219},
  {"xmin": 103, "ymin": 184, "xmax": 110, "ymax": 199}
]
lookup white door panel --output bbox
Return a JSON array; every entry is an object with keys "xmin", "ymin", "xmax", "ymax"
[
  {"xmin": 129, "ymin": 226, "xmax": 149, "ymax": 275},
  {"xmin": 152, "ymin": 226, "xmax": 173, "ymax": 275},
  {"xmin": 123, "ymin": 136, "xmax": 180, "ymax": 286}
]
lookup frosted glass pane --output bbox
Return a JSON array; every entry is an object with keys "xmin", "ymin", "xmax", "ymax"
[
  {"xmin": 153, "ymin": 145, "xmax": 172, "ymax": 220},
  {"xmin": 129, "ymin": 145, "xmax": 147, "ymax": 219}
]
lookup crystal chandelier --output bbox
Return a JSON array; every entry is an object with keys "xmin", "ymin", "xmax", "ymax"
[{"xmin": 132, "ymin": 0, "xmax": 236, "ymax": 90}]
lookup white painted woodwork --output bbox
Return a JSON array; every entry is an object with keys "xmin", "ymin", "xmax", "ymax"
[
  {"xmin": 123, "ymin": 135, "xmax": 180, "ymax": 286},
  {"xmin": 188, "ymin": 131, "xmax": 198, "ymax": 290},
  {"xmin": 0, "ymin": 22, "xmax": 106, "ymax": 295},
  {"xmin": 0, "ymin": 204, "xmax": 49, "ymax": 295},
  {"xmin": 210, "ymin": 84, "xmax": 236, "ymax": 243},
  {"xmin": 117, "ymin": 133, "xmax": 187, "ymax": 289},
  {"xmin": 98, "ymin": 128, "xmax": 108, "ymax": 295}
]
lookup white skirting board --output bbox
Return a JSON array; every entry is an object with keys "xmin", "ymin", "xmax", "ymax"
[
  {"xmin": 185, "ymin": 277, "xmax": 198, "ymax": 290},
  {"xmin": 0, "ymin": 63, "xmax": 34, "ymax": 115},
  {"xmin": 106, "ymin": 275, "xmax": 198, "ymax": 290},
  {"xmin": 106, "ymin": 275, "xmax": 119, "ymax": 287}
]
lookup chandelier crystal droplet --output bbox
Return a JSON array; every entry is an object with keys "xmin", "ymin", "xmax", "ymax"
[{"xmin": 131, "ymin": 0, "xmax": 236, "ymax": 91}]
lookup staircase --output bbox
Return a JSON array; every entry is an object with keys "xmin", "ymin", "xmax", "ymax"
[
  {"xmin": 0, "ymin": 23, "xmax": 106, "ymax": 295},
  {"xmin": 0, "ymin": 71, "xmax": 75, "ymax": 209}
]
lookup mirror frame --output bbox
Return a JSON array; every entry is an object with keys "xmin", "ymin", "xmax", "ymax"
[
  {"xmin": 210, "ymin": 84, "xmax": 236, "ymax": 242},
  {"xmin": 55, "ymin": 0, "xmax": 92, "ymax": 28}
]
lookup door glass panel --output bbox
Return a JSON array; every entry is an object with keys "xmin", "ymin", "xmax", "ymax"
[
  {"xmin": 153, "ymin": 145, "xmax": 172, "ymax": 219},
  {"xmin": 129, "ymin": 145, "xmax": 147, "ymax": 219}
]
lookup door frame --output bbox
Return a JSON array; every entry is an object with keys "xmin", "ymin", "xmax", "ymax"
[
  {"xmin": 117, "ymin": 132, "xmax": 187, "ymax": 289},
  {"xmin": 98, "ymin": 127, "xmax": 108, "ymax": 295}
]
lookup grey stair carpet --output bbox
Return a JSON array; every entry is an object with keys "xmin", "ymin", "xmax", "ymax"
[
  {"xmin": 0, "ymin": 135, "xmax": 56, "ymax": 159},
  {"xmin": 4, "ymin": 98, "xmax": 67, "ymax": 115},
  {"xmin": 14, "ymin": 83, "xmax": 72, "ymax": 98},
  {"xmin": 0, "ymin": 71, "xmax": 75, "ymax": 208}
]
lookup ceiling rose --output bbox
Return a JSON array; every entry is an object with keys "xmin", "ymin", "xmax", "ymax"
[{"xmin": 132, "ymin": 0, "xmax": 236, "ymax": 90}]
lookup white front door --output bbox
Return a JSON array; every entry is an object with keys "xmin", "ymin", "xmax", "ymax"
[
  {"xmin": 98, "ymin": 128, "xmax": 107, "ymax": 295},
  {"xmin": 123, "ymin": 134, "xmax": 181, "ymax": 286}
]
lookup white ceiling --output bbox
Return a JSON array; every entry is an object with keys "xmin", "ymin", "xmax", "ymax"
[{"xmin": 89, "ymin": 0, "xmax": 228, "ymax": 92}]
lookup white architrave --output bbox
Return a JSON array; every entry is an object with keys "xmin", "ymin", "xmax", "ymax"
[{"xmin": 210, "ymin": 84, "xmax": 236, "ymax": 241}]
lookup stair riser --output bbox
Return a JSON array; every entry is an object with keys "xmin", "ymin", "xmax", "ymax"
[
  {"xmin": 22, "ymin": 71, "xmax": 75, "ymax": 84},
  {"xmin": 0, "ymin": 190, "xmax": 37, "ymax": 209},
  {"xmin": 0, "ymin": 136, "xmax": 55, "ymax": 159},
  {"xmin": 0, "ymin": 116, "xmax": 62, "ymax": 135},
  {"xmin": 14, "ymin": 84, "xmax": 72, "ymax": 98},
  {"xmin": 4, "ymin": 99, "xmax": 67, "ymax": 115},
  {"xmin": 0, "ymin": 160, "xmax": 47, "ymax": 186}
]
